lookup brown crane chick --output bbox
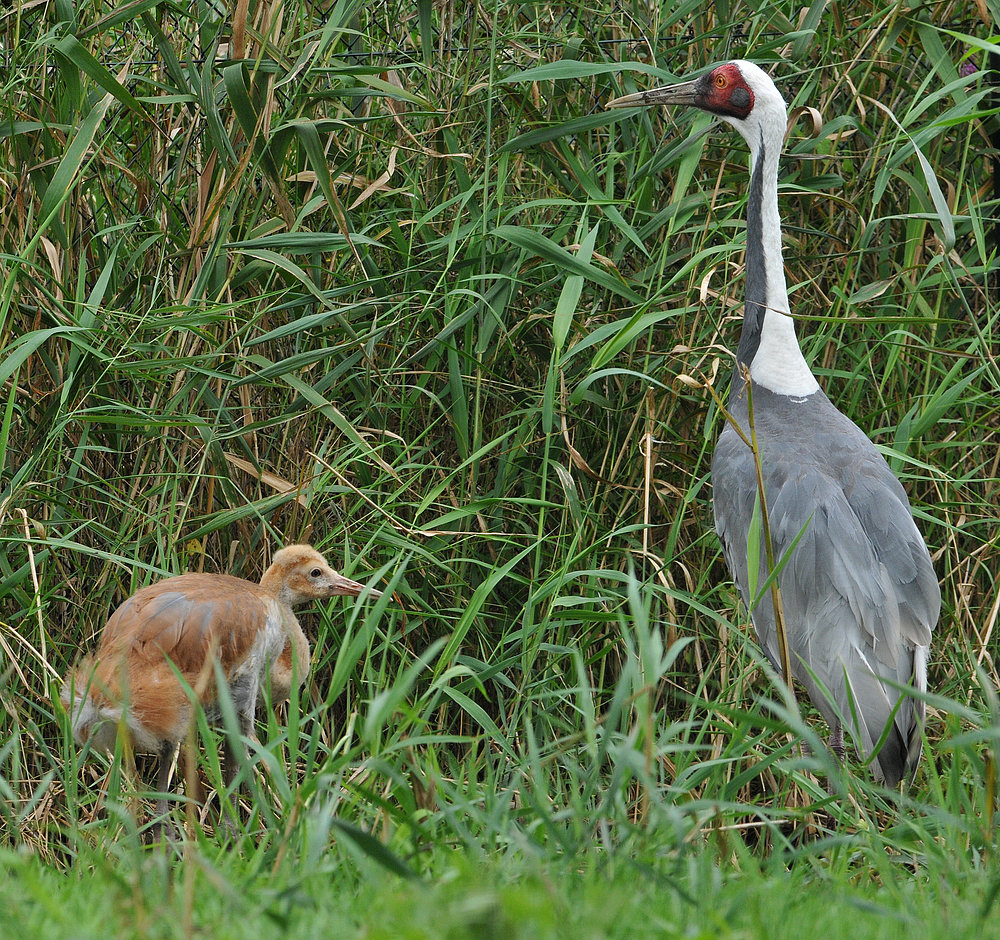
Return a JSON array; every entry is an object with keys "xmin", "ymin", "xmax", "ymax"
[{"xmin": 61, "ymin": 544, "xmax": 381, "ymax": 840}]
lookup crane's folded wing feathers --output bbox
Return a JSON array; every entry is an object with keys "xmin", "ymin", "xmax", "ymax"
[
  {"xmin": 96, "ymin": 574, "xmax": 276, "ymax": 681},
  {"xmin": 711, "ymin": 401, "xmax": 938, "ymax": 784}
]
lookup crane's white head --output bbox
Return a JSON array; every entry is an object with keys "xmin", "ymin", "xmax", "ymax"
[
  {"xmin": 607, "ymin": 61, "xmax": 820, "ymax": 399},
  {"xmin": 606, "ymin": 60, "xmax": 788, "ymax": 156}
]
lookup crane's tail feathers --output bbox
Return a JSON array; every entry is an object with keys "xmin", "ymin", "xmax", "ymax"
[
  {"xmin": 847, "ymin": 668, "xmax": 925, "ymax": 788},
  {"xmin": 825, "ymin": 656, "xmax": 919, "ymax": 788},
  {"xmin": 900, "ymin": 646, "xmax": 929, "ymax": 786}
]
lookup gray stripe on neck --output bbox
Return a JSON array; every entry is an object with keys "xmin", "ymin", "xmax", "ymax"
[{"xmin": 736, "ymin": 129, "xmax": 768, "ymax": 372}]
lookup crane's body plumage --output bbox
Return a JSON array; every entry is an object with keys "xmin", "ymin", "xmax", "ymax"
[
  {"xmin": 68, "ymin": 573, "xmax": 302, "ymax": 753},
  {"xmin": 713, "ymin": 384, "xmax": 938, "ymax": 778},
  {"xmin": 62, "ymin": 544, "xmax": 380, "ymax": 836},
  {"xmin": 608, "ymin": 60, "xmax": 939, "ymax": 785}
]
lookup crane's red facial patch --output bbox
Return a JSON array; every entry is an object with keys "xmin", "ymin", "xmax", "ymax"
[{"xmin": 699, "ymin": 63, "xmax": 754, "ymax": 119}]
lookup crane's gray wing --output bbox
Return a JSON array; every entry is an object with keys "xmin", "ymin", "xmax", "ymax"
[{"xmin": 711, "ymin": 393, "xmax": 939, "ymax": 784}]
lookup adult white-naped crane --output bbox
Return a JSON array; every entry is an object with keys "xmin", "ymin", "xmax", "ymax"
[
  {"xmin": 62, "ymin": 544, "xmax": 382, "ymax": 837},
  {"xmin": 607, "ymin": 61, "xmax": 939, "ymax": 785}
]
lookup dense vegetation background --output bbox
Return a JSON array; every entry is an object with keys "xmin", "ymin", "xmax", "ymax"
[{"xmin": 1, "ymin": 0, "xmax": 998, "ymax": 936}]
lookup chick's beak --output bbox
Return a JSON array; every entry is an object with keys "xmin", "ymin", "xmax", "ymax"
[{"xmin": 329, "ymin": 572, "xmax": 383, "ymax": 599}]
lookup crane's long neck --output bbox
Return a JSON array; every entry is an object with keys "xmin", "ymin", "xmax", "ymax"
[{"xmin": 733, "ymin": 127, "xmax": 818, "ymax": 400}]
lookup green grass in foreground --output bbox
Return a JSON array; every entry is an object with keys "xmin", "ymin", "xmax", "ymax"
[
  {"xmin": 4, "ymin": 836, "xmax": 1000, "ymax": 940},
  {"xmin": 1, "ymin": 0, "xmax": 999, "ymax": 936}
]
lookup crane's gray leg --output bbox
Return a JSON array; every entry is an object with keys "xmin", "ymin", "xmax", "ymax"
[
  {"xmin": 148, "ymin": 740, "xmax": 181, "ymax": 843},
  {"xmin": 218, "ymin": 711, "xmax": 254, "ymax": 841},
  {"xmin": 829, "ymin": 721, "xmax": 846, "ymax": 763},
  {"xmin": 825, "ymin": 721, "xmax": 847, "ymax": 795}
]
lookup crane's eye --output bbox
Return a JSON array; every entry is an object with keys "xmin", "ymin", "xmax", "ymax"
[
  {"xmin": 310, "ymin": 568, "xmax": 323, "ymax": 578},
  {"xmin": 715, "ymin": 73, "xmax": 727, "ymax": 88}
]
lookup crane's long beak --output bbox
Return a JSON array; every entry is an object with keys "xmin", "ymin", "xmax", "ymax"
[
  {"xmin": 605, "ymin": 79, "xmax": 700, "ymax": 110},
  {"xmin": 330, "ymin": 572, "xmax": 383, "ymax": 599}
]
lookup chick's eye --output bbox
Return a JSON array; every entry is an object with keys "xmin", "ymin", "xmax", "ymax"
[{"xmin": 310, "ymin": 568, "xmax": 323, "ymax": 578}]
